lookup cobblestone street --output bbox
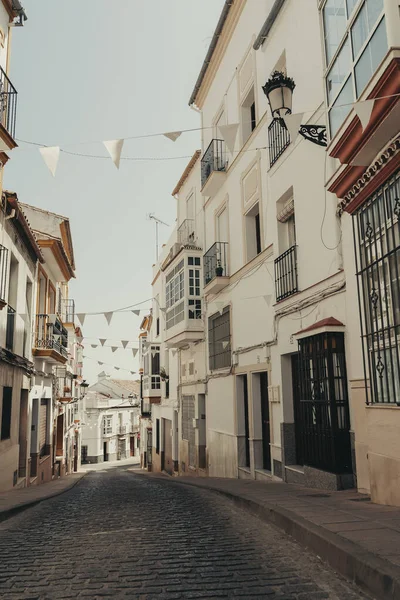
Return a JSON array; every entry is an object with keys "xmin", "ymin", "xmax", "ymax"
[{"xmin": 0, "ymin": 467, "xmax": 370, "ymax": 600}]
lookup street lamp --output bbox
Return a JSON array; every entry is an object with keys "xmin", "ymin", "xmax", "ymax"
[
  {"xmin": 262, "ymin": 70, "xmax": 327, "ymax": 147},
  {"xmin": 262, "ymin": 71, "xmax": 295, "ymax": 118}
]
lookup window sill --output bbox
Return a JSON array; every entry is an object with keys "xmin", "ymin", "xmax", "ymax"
[{"xmin": 366, "ymin": 403, "xmax": 400, "ymax": 409}]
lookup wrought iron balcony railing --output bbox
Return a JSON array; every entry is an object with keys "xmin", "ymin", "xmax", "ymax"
[
  {"xmin": 268, "ymin": 118, "xmax": 290, "ymax": 167},
  {"xmin": 177, "ymin": 219, "xmax": 196, "ymax": 246},
  {"xmin": 201, "ymin": 139, "xmax": 226, "ymax": 187},
  {"xmin": 0, "ymin": 245, "xmax": 8, "ymax": 304},
  {"xmin": 274, "ymin": 245, "xmax": 298, "ymax": 302},
  {"xmin": 34, "ymin": 314, "xmax": 68, "ymax": 358},
  {"xmin": 0, "ymin": 65, "xmax": 17, "ymax": 141},
  {"xmin": 6, "ymin": 306, "xmax": 15, "ymax": 351},
  {"xmin": 204, "ymin": 241, "xmax": 229, "ymax": 286}
]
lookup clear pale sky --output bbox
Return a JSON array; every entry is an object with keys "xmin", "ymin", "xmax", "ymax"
[{"xmin": 4, "ymin": 0, "xmax": 224, "ymax": 384}]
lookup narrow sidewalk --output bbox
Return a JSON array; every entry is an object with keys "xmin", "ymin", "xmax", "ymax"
[
  {"xmin": 130, "ymin": 469, "xmax": 400, "ymax": 600},
  {"xmin": 0, "ymin": 472, "xmax": 85, "ymax": 523}
]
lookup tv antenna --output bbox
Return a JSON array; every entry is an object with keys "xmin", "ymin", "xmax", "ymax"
[{"xmin": 147, "ymin": 213, "xmax": 169, "ymax": 261}]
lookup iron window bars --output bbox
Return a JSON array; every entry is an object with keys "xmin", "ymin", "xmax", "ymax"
[
  {"xmin": 274, "ymin": 244, "xmax": 298, "ymax": 302},
  {"xmin": 353, "ymin": 168, "xmax": 400, "ymax": 405}
]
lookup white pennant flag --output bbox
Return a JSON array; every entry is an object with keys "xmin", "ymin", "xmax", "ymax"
[
  {"xmin": 130, "ymin": 371, "xmax": 136, "ymax": 375},
  {"xmin": 104, "ymin": 312, "xmax": 113, "ymax": 326},
  {"xmin": 171, "ymin": 349, "xmax": 177, "ymax": 357},
  {"xmin": 263, "ymin": 295, "xmax": 272, "ymax": 306},
  {"xmin": 103, "ymin": 139, "xmax": 124, "ymax": 169},
  {"xmin": 132, "ymin": 348, "xmax": 138, "ymax": 358},
  {"xmin": 121, "ymin": 340, "xmax": 129, "ymax": 349},
  {"xmin": 215, "ymin": 302, "xmax": 224, "ymax": 315},
  {"xmin": 132, "ymin": 310, "xmax": 140, "ymax": 316},
  {"xmin": 98, "ymin": 361, "xmax": 104, "ymax": 366},
  {"xmin": 77, "ymin": 313, "xmax": 86, "ymax": 327},
  {"xmin": 222, "ymin": 341, "xmax": 229, "ymax": 350},
  {"xmin": 115, "ymin": 367, "xmax": 120, "ymax": 371},
  {"xmin": 283, "ymin": 113, "xmax": 304, "ymax": 144},
  {"xmin": 111, "ymin": 346, "xmax": 118, "ymax": 353},
  {"xmin": 353, "ymin": 99, "xmax": 375, "ymax": 132},
  {"xmin": 91, "ymin": 344, "xmax": 98, "ymax": 349},
  {"xmin": 219, "ymin": 123, "xmax": 239, "ymax": 154},
  {"xmin": 39, "ymin": 146, "xmax": 60, "ymax": 177},
  {"xmin": 164, "ymin": 131, "xmax": 182, "ymax": 142},
  {"xmin": 99, "ymin": 339, "xmax": 106, "ymax": 347},
  {"xmin": 151, "ymin": 350, "xmax": 157, "ymax": 358}
]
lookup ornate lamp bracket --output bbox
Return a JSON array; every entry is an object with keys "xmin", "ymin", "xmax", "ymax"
[{"xmin": 299, "ymin": 125, "xmax": 327, "ymax": 147}]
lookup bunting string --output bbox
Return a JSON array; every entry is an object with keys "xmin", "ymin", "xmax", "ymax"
[{"xmin": 82, "ymin": 354, "xmax": 137, "ymax": 375}]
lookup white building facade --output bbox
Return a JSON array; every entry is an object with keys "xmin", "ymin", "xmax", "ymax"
[{"xmin": 81, "ymin": 375, "xmax": 140, "ymax": 464}]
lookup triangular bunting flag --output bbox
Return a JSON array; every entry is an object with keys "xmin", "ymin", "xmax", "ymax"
[
  {"xmin": 219, "ymin": 123, "xmax": 239, "ymax": 154},
  {"xmin": 160, "ymin": 307, "xmax": 167, "ymax": 314},
  {"xmin": 99, "ymin": 339, "xmax": 106, "ymax": 347},
  {"xmin": 121, "ymin": 340, "xmax": 129, "ymax": 349},
  {"xmin": 98, "ymin": 361, "xmax": 104, "ymax": 366},
  {"xmin": 103, "ymin": 139, "xmax": 124, "ymax": 169},
  {"xmin": 263, "ymin": 295, "xmax": 272, "ymax": 306},
  {"xmin": 111, "ymin": 347, "xmax": 118, "ymax": 353},
  {"xmin": 215, "ymin": 302, "xmax": 224, "ymax": 315},
  {"xmin": 151, "ymin": 350, "xmax": 157, "ymax": 358},
  {"xmin": 39, "ymin": 146, "xmax": 60, "ymax": 177},
  {"xmin": 91, "ymin": 344, "xmax": 98, "ymax": 349},
  {"xmin": 115, "ymin": 367, "xmax": 120, "ymax": 371},
  {"xmin": 132, "ymin": 348, "xmax": 138, "ymax": 358},
  {"xmin": 171, "ymin": 349, "xmax": 177, "ymax": 357},
  {"xmin": 104, "ymin": 312, "xmax": 113, "ymax": 326},
  {"xmin": 77, "ymin": 313, "xmax": 86, "ymax": 327},
  {"xmin": 353, "ymin": 99, "xmax": 375, "ymax": 132},
  {"xmin": 222, "ymin": 341, "xmax": 229, "ymax": 350},
  {"xmin": 132, "ymin": 310, "xmax": 140, "ymax": 316},
  {"xmin": 283, "ymin": 112, "xmax": 304, "ymax": 144},
  {"xmin": 163, "ymin": 131, "xmax": 182, "ymax": 142},
  {"xmin": 130, "ymin": 371, "xmax": 136, "ymax": 375}
]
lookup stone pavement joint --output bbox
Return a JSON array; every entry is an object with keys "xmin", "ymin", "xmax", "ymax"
[
  {"xmin": 130, "ymin": 470, "xmax": 400, "ymax": 600},
  {"xmin": 0, "ymin": 472, "xmax": 86, "ymax": 523}
]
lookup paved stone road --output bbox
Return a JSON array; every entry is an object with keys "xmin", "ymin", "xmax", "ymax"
[{"xmin": 0, "ymin": 467, "xmax": 370, "ymax": 600}]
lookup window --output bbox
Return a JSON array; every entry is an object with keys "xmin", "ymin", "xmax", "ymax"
[
  {"xmin": 241, "ymin": 87, "xmax": 256, "ymax": 144},
  {"xmin": 151, "ymin": 346, "xmax": 160, "ymax": 375},
  {"xmin": 1, "ymin": 387, "xmax": 12, "ymax": 440},
  {"xmin": 156, "ymin": 318, "xmax": 160, "ymax": 337},
  {"xmin": 0, "ymin": 245, "xmax": 8, "ymax": 303},
  {"xmin": 208, "ymin": 307, "xmax": 231, "ymax": 370},
  {"xmin": 156, "ymin": 419, "xmax": 160, "ymax": 454},
  {"xmin": 48, "ymin": 283, "xmax": 56, "ymax": 315},
  {"xmin": 245, "ymin": 202, "xmax": 262, "ymax": 262},
  {"xmin": 354, "ymin": 169, "xmax": 400, "ymax": 405},
  {"xmin": 103, "ymin": 415, "xmax": 113, "ymax": 435},
  {"xmin": 166, "ymin": 259, "xmax": 185, "ymax": 330},
  {"xmin": 189, "ymin": 300, "xmax": 202, "ymax": 320},
  {"xmin": 323, "ymin": 0, "xmax": 387, "ymax": 137}
]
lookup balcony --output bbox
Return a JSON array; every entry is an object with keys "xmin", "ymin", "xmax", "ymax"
[
  {"xmin": 5, "ymin": 306, "xmax": 15, "ymax": 351},
  {"xmin": 0, "ymin": 245, "xmax": 8, "ymax": 309},
  {"xmin": 33, "ymin": 314, "xmax": 68, "ymax": 364},
  {"xmin": 274, "ymin": 245, "xmax": 298, "ymax": 302},
  {"xmin": 142, "ymin": 375, "xmax": 162, "ymax": 402},
  {"xmin": 201, "ymin": 139, "xmax": 227, "ymax": 196},
  {"xmin": 204, "ymin": 242, "xmax": 229, "ymax": 295},
  {"xmin": 0, "ymin": 65, "xmax": 17, "ymax": 150},
  {"xmin": 268, "ymin": 119, "xmax": 290, "ymax": 167},
  {"xmin": 177, "ymin": 219, "xmax": 197, "ymax": 247},
  {"xmin": 117, "ymin": 425, "xmax": 127, "ymax": 436},
  {"xmin": 165, "ymin": 299, "xmax": 204, "ymax": 348}
]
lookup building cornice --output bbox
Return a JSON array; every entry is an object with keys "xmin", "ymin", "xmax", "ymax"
[
  {"xmin": 336, "ymin": 135, "xmax": 400, "ymax": 215},
  {"xmin": 190, "ymin": 0, "xmax": 247, "ymax": 109},
  {"xmin": 37, "ymin": 238, "xmax": 75, "ymax": 281}
]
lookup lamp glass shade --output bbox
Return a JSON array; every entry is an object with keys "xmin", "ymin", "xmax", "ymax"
[{"xmin": 267, "ymin": 85, "xmax": 293, "ymax": 118}]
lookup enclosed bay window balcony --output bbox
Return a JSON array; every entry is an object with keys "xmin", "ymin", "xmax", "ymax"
[
  {"xmin": 164, "ymin": 253, "xmax": 204, "ymax": 348},
  {"xmin": 204, "ymin": 241, "xmax": 229, "ymax": 294},
  {"xmin": 201, "ymin": 139, "xmax": 227, "ymax": 196},
  {"xmin": 142, "ymin": 344, "xmax": 161, "ymax": 401},
  {"xmin": 33, "ymin": 314, "xmax": 68, "ymax": 363},
  {"xmin": 274, "ymin": 245, "xmax": 298, "ymax": 302},
  {"xmin": 59, "ymin": 298, "xmax": 75, "ymax": 324},
  {"xmin": 178, "ymin": 219, "xmax": 197, "ymax": 247},
  {"xmin": 0, "ymin": 65, "xmax": 17, "ymax": 149}
]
